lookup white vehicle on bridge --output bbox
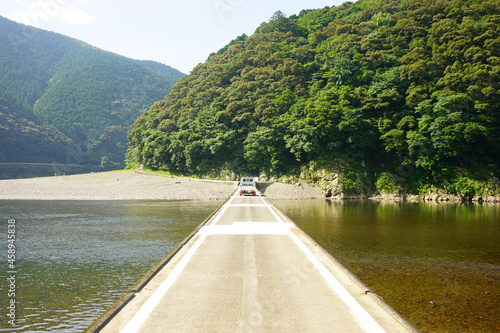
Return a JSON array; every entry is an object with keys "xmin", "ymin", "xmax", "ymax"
[{"xmin": 238, "ymin": 177, "xmax": 257, "ymax": 196}]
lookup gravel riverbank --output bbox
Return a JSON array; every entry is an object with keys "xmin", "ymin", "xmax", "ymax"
[{"xmin": 0, "ymin": 171, "xmax": 323, "ymax": 200}]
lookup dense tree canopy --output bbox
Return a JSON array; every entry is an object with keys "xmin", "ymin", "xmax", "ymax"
[
  {"xmin": 0, "ymin": 94, "xmax": 76, "ymax": 163},
  {"xmin": 128, "ymin": 0, "xmax": 500, "ymax": 197},
  {"xmin": 0, "ymin": 15, "xmax": 185, "ymax": 173}
]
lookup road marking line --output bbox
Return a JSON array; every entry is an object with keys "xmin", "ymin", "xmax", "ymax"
[
  {"xmin": 228, "ymin": 204, "xmax": 268, "ymax": 207},
  {"xmin": 200, "ymin": 222, "xmax": 292, "ymax": 235},
  {"xmin": 122, "ymin": 194, "xmax": 236, "ymax": 332},
  {"xmin": 242, "ymin": 234, "xmax": 263, "ymax": 330},
  {"xmin": 259, "ymin": 195, "xmax": 386, "ymax": 333},
  {"xmin": 209, "ymin": 193, "xmax": 236, "ymax": 226},
  {"xmin": 258, "ymin": 195, "xmax": 286, "ymax": 224},
  {"xmin": 122, "ymin": 192, "xmax": 385, "ymax": 333},
  {"xmin": 121, "ymin": 234, "xmax": 207, "ymax": 333},
  {"xmin": 289, "ymin": 234, "xmax": 386, "ymax": 333}
]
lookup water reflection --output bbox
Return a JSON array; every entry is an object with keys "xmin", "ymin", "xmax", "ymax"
[
  {"xmin": 0, "ymin": 200, "xmax": 220, "ymax": 332},
  {"xmin": 272, "ymin": 199, "xmax": 500, "ymax": 333}
]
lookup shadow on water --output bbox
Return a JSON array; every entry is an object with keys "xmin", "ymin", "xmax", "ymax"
[{"xmin": 273, "ymin": 199, "xmax": 500, "ymax": 333}]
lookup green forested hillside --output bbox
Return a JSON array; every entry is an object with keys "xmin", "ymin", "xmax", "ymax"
[
  {"xmin": 0, "ymin": 93, "xmax": 79, "ymax": 178},
  {"xmin": 0, "ymin": 15, "xmax": 184, "ymax": 175},
  {"xmin": 0, "ymin": 94, "xmax": 75, "ymax": 160},
  {"xmin": 128, "ymin": 0, "xmax": 500, "ymax": 198}
]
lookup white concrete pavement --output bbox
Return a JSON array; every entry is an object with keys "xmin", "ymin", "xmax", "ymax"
[{"xmin": 90, "ymin": 192, "xmax": 418, "ymax": 333}]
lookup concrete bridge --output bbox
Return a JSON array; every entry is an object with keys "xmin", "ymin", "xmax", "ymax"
[{"xmin": 86, "ymin": 191, "xmax": 418, "ymax": 333}]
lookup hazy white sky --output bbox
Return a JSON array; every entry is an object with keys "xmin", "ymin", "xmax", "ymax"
[{"xmin": 0, "ymin": 0, "xmax": 346, "ymax": 73}]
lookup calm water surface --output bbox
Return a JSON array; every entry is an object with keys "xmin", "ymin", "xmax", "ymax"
[
  {"xmin": 272, "ymin": 199, "xmax": 500, "ymax": 333},
  {"xmin": 0, "ymin": 200, "xmax": 221, "ymax": 332},
  {"xmin": 1, "ymin": 199, "xmax": 499, "ymax": 332}
]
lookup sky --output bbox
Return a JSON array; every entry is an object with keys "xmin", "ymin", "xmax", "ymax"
[{"xmin": 0, "ymin": 0, "xmax": 346, "ymax": 74}]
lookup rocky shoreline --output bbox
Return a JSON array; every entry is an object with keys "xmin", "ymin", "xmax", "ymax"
[
  {"xmin": 317, "ymin": 191, "xmax": 500, "ymax": 204},
  {"xmin": 367, "ymin": 193, "xmax": 500, "ymax": 204},
  {"xmin": 272, "ymin": 176, "xmax": 499, "ymax": 203}
]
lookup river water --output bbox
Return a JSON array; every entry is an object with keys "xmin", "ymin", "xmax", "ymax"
[
  {"xmin": 272, "ymin": 199, "xmax": 500, "ymax": 333},
  {"xmin": 0, "ymin": 199, "xmax": 499, "ymax": 332},
  {"xmin": 0, "ymin": 200, "xmax": 221, "ymax": 332}
]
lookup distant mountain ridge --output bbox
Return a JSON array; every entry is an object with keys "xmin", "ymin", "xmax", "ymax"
[{"xmin": 0, "ymin": 15, "xmax": 185, "ymax": 178}]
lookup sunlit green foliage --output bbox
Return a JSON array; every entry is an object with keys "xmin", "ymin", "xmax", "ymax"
[{"xmin": 128, "ymin": 0, "xmax": 500, "ymax": 195}]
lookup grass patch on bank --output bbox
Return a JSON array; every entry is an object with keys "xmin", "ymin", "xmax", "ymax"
[{"xmin": 140, "ymin": 167, "xmax": 192, "ymax": 179}]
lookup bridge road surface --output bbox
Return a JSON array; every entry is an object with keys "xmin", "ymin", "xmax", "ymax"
[{"xmin": 95, "ymin": 191, "xmax": 418, "ymax": 333}]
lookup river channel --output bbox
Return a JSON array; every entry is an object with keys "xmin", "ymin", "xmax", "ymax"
[{"xmin": 0, "ymin": 199, "xmax": 499, "ymax": 332}]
